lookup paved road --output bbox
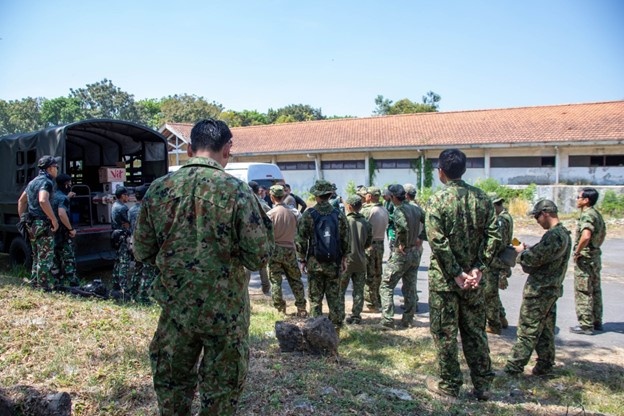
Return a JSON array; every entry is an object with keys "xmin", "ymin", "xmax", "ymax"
[{"xmin": 252, "ymin": 235, "xmax": 624, "ymax": 350}]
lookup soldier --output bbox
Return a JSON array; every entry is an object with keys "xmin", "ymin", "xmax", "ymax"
[
  {"xmin": 267, "ymin": 184, "xmax": 308, "ymax": 317},
  {"xmin": 133, "ymin": 118, "xmax": 273, "ymax": 415},
  {"xmin": 484, "ymin": 194, "xmax": 514, "ymax": 334},
  {"xmin": 52, "ymin": 173, "xmax": 79, "ymax": 287},
  {"xmin": 248, "ymin": 180, "xmax": 271, "ymax": 295},
  {"xmin": 361, "ymin": 186, "xmax": 389, "ymax": 312},
  {"xmin": 378, "ymin": 184, "xmax": 423, "ymax": 329},
  {"xmin": 341, "ymin": 195, "xmax": 372, "ymax": 324},
  {"xmin": 129, "ymin": 184, "xmax": 155, "ymax": 303},
  {"xmin": 296, "ymin": 179, "xmax": 350, "ymax": 332},
  {"xmin": 382, "ymin": 188, "xmax": 396, "ymax": 253},
  {"xmin": 283, "ymin": 183, "xmax": 307, "ymax": 213},
  {"xmin": 504, "ymin": 199, "xmax": 571, "ymax": 376},
  {"xmin": 403, "ymin": 183, "xmax": 427, "ymax": 310},
  {"xmin": 425, "ymin": 149, "xmax": 500, "ymax": 401},
  {"xmin": 18, "ymin": 155, "xmax": 61, "ymax": 290},
  {"xmin": 111, "ymin": 186, "xmax": 131, "ymax": 293},
  {"xmin": 570, "ymin": 187, "xmax": 606, "ymax": 335}
]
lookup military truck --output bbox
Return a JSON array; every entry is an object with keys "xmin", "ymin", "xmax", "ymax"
[{"xmin": 0, "ymin": 119, "xmax": 168, "ymax": 270}]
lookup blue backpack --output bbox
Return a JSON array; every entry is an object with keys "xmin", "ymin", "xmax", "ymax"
[{"xmin": 309, "ymin": 208, "xmax": 341, "ymax": 263}]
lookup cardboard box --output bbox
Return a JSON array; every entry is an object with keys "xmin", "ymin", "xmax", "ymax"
[{"xmin": 99, "ymin": 167, "xmax": 126, "ymax": 183}]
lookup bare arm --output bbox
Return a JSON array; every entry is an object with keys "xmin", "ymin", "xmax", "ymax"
[
  {"xmin": 58, "ymin": 207, "xmax": 76, "ymax": 238},
  {"xmin": 18, "ymin": 192, "xmax": 28, "ymax": 216}
]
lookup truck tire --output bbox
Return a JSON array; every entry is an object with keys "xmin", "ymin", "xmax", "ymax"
[{"xmin": 9, "ymin": 236, "xmax": 33, "ymax": 270}]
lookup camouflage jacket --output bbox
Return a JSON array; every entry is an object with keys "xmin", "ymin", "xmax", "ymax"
[
  {"xmin": 519, "ymin": 223, "xmax": 571, "ymax": 298},
  {"xmin": 575, "ymin": 206, "xmax": 606, "ymax": 257},
  {"xmin": 133, "ymin": 156, "xmax": 274, "ymax": 335},
  {"xmin": 393, "ymin": 201, "xmax": 422, "ymax": 249},
  {"xmin": 296, "ymin": 201, "xmax": 350, "ymax": 272},
  {"xmin": 128, "ymin": 202, "xmax": 140, "ymax": 234},
  {"xmin": 489, "ymin": 209, "xmax": 514, "ymax": 271},
  {"xmin": 111, "ymin": 201, "xmax": 129, "ymax": 230},
  {"xmin": 25, "ymin": 171, "xmax": 54, "ymax": 219},
  {"xmin": 426, "ymin": 179, "xmax": 501, "ymax": 292}
]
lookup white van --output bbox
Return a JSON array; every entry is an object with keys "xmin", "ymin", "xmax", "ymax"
[{"xmin": 224, "ymin": 162, "xmax": 284, "ymax": 189}]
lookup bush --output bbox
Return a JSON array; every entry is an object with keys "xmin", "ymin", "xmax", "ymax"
[
  {"xmin": 600, "ymin": 190, "xmax": 624, "ymax": 216},
  {"xmin": 473, "ymin": 178, "xmax": 535, "ymax": 202}
]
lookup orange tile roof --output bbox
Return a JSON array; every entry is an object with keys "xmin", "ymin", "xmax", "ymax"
[{"xmin": 162, "ymin": 101, "xmax": 624, "ymax": 156}]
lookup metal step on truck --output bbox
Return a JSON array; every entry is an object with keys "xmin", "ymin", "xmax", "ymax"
[{"xmin": 0, "ymin": 119, "xmax": 169, "ymax": 271}]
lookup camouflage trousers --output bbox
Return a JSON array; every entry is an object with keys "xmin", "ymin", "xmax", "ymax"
[
  {"xmin": 112, "ymin": 238, "xmax": 131, "ymax": 290},
  {"xmin": 574, "ymin": 255, "xmax": 603, "ymax": 329},
  {"xmin": 307, "ymin": 260, "xmax": 343, "ymax": 328},
  {"xmin": 364, "ymin": 240, "xmax": 384, "ymax": 309},
  {"xmin": 379, "ymin": 247, "xmax": 420, "ymax": 325},
  {"xmin": 340, "ymin": 270, "xmax": 366, "ymax": 320},
  {"xmin": 53, "ymin": 238, "xmax": 79, "ymax": 287},
  {"xmin": 484, "ymin": 269, "xmax": 507, "ymax": 331},
  {"xmin": 429, "ymin": 289, "xmax": 493, "ymax": 395},
  {"xmin": 268, "ymin": 245, "xmax": 306, "ymax": 311},
  {"xmin": 505, "ymin": 295, "xmax": 558, "ymax": 374},
  {"xmin": 130, "ymin": 261, "xmax": 158, "ymax": 303},
  {"xmin": 28, "ymin": 219, "xmax": 56, "ymax": 289},
  {"xmin": 150, "ymin": 310, "xmax": 249, "ymax": 416}
]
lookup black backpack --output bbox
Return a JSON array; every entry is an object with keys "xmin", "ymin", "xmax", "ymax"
[{"xmin": 309, "ymin": 208, "xmax": 341, "ymax": 263}]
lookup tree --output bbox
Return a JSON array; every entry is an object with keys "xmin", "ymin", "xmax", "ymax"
[
  {"xmin": 69, "ymin": 79, "xmax": 141, "ymax": 122},
  {"xmin": 220, "ymin": 109, "xmax": 269, "ymax": 127},
  {"xmin": 0, "ymin": 97, "xmax": 43, "ymax": 135},
  {"xmin": 136, "ymin": 98, "xmax": 163, "ymax": 129},
  {"xmin": 372, "ymin": 91, "xmax": 441, "ymax": 115},
  {"xmin": 40, "ymin": 97, "xmax": 84, "ymax": 127},
  {"xmin": 159, "ymin": 94, "xmax": 223, "ymax": 124},
  {"xmin": 267, "ymin": 104, "xmax": 325, "ymax": 124}
]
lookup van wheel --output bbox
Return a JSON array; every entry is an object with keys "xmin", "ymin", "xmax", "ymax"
[{"xmin": 9, "ymin": 236, "xmax": 33, "ymax": 270}]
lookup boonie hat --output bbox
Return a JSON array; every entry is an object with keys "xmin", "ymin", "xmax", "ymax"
[
  {"xmin": 387, "ymin": 184, "xmax": 406, "ymax": 198},
  {"xmin": 366, "ymin": 186, "xmax": 381, "ymax": 197},
  {"xmin": 356, "ymin": 186, "xmax": 368, "ymax": 197},
  {"xmin": 270, "ymin": 185, "xmax": 285, "ymax": 197},
  {"xmin": 403, "ymin": 183, "xmax": 417, "ymax": 196},
  {"xmin": 38, "ymin": 155, "xmax": 61, "ymax": 169},
  {"xmin": 310, "ymin": 180, "xmax": 335, "ymax": 196},
  {"xmin": 346, "ymin": 195, "xmax": 363, "ymax": 207},
  {"xmin": 529, "ymin": 199, "xmax": 558, "ymax": 216},
  {"xmin": 488, "ymin": 192, "xmax": 504, "ymax": 205}
]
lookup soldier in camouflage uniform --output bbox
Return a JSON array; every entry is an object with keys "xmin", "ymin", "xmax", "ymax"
[
  {"xmin": 504, "ymin": 199, "xmax": 571, "ymax": 376},
  {"xmin": 51, "ymin": 173, "xmax": 79, "ymax": 287},
  {"xmin": 382, "ymin": 188, "xmax": 396, "ymax": 252},
  {"xmin": 570, "ymin": 187, "xmax": 606, "ymax": 335},
  {"xmin": 379, "ymin": 184, "xmax": 423, "ymax": 329},
  {"xmin": 111, "ymin": 186, "xmax": 132, "ymax": 293},
  {"xmin": 267, "ymin": 184, "xmax": 307, "ymax": 316},
  {"xmin": 129, "ymin": 184, "xmax": 156, "ymax": 303},
  {"xmin": 248, "ymin": 181, "xmax": 272, "ymax": 295},
  {"xmin": 484, "ymin": 194, "xmax": 514, "ymax": 334},
  {"xmin": 341, "ymin": 195, "xmax": 372, "ymax": 324},
  {"xmin": 18, "ymin": 156, "xmax": 61, "ymax": 290},
  {"xmin": 361, "ymin": 186, "xmax": 389, "ymax": 312},
  {"xmin": 403, "ymin": 183, "xmax": 427, "ymax": 310},
  {"xmin": 133, "ymin": 119, "xmax": 274, "ymax": 415},
  {"xmin": 425, "ymin": 149, "xmax": 500, "ymax": 401},
  {"xmin": 296, "ymin": 180, "xmax": 350, "ymax": 331}
]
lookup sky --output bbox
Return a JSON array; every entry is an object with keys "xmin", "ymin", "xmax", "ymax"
[{"xmin": 0, "ymin": 0, "xmax": 623, "ymax": 118}]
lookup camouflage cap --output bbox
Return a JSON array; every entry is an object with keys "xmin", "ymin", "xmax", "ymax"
[
  {"xmin": 488, "ymin": 192, "xmax": 504, "ymax": 204},
  {"xmin": 310, "ymin": 179, "xmax": 335, "ymax": 196},
  {"xmin": 366, "ymin": 186, "xmax": 381, "ymax": 196},
  {"xmin": 403, "ymin": 183, "xmax": 417, "ymax": 196},
  {"xmin": 387, "ymin": 184, "xmax": 406, "ymax": 198},
  {"xmin": 270, "ymin": 184, "xmax": 285, "ymax": 197},
  {"xmin": 38, "ymin": 155, "xmax": 61, "ymax": 169},
  {"xmin": 529, "ymin": 199, "xmax": 558, "ymax": 216},
  {"xmin": 346, "ymin": 195, "xmax": 363, "ymax": 207},
  {"xmin": 356, "ymin": 186, "xmax": 368, "ymax": 196}
]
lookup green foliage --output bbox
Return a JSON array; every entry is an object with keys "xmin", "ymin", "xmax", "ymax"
[
  {"xmin": 159, "ymin": 94, "xmax": 223, "ymax": 124},
  {"xmin": 40, "ymin": 96, "xmax": 84, "ymax": 127},
  {"xmin": 0, "ymin": 97, "xmax": 44, "ymax": 135},
  {"xmin": 599, "ymin": 190, "xmax": 624, "ymax": 216},
  {"xmin": 345, "ymin": 180, "xmax": 357, "ymax": 198},
  {"xmin": 70, "ymin": 78, "xmax": 141, "ymax": 122},
  {"xmin": 368, "ymin": 158, "xmax": 377, "ymax": 185},
  {"xmin": 267, "ymin": 104, "xmax": 325, "ymax": 124},
  {"xmin": 136, "ymin": 98, "xmax": 163, "ymax": 129},
  {"xmin": 372, "ymin": 91, "xmax": 441, "ymax": 116},
  {"xmin": 473, "ymin": 178, "xmax": 535, "ymax": 201},
  {"xmin": 220, "ymin": 109, "xmax": 269, "ymax": 127},
  {"xmin": 416, "ymin": 187, "xmax": 435, "ymax": 207},
  {"xmin": 413, "ymin": 158, "xmax": 435, "ymax": 189}
]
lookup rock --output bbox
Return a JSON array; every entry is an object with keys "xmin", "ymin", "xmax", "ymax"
[
  {"xmin": 384, "ymin": 388, "xmax": 413, "ymax": 401},
  {"xmin": 320, "ymin": 386, "xmax": 337, "ymax": 396},
  {"xmin": 275, "ymin": 321, "xmax": 304, "ymax": 352},
  {"xmin": 302, "ymin": 317, "xmax": 339, "ymax": 356}
]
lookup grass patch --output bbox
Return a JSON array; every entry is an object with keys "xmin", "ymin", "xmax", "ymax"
[{"xmin": 1, "ymin": 273, "xmax": 622, "ymax": 415}]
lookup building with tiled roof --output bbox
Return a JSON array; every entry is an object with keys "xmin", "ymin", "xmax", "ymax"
[{"xmin": 159, "ymin": 101, "xmax": 624, "ymax": 197}]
